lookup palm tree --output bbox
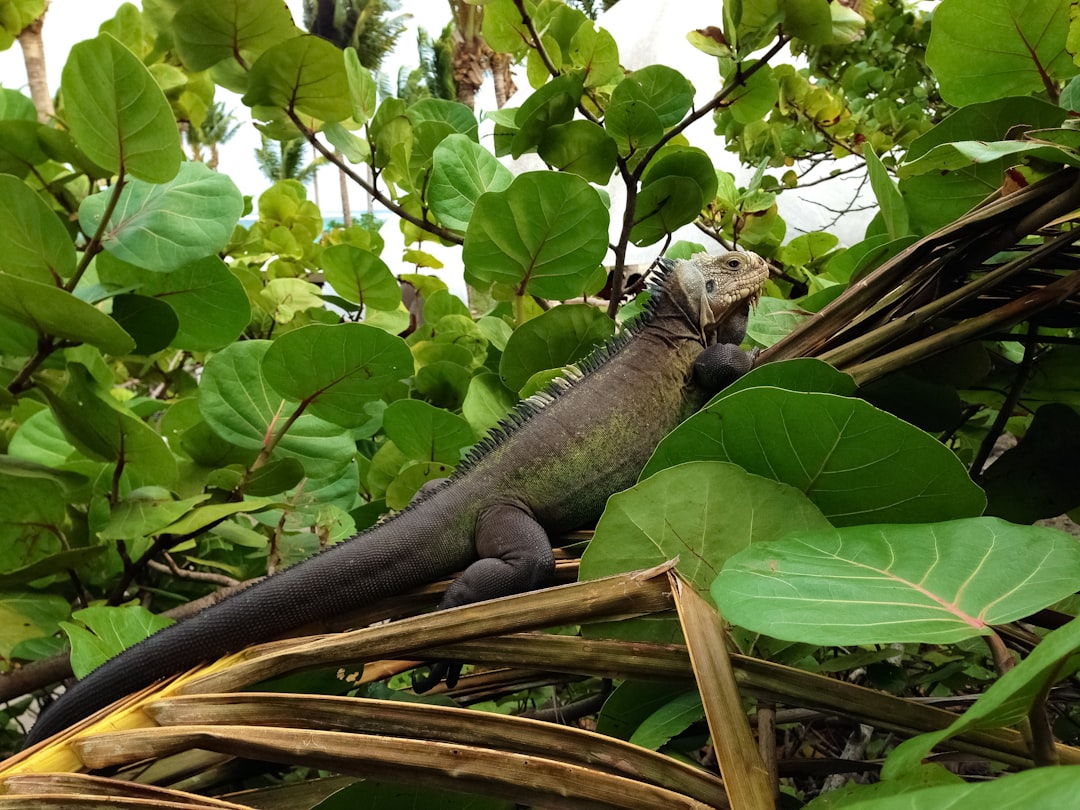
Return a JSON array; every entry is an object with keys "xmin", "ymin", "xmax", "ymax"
[
  {"xmin": 12, "ymin": 1, "xmax": 54, "ymax": 123},
  {"xmin": 254, "ymin": 135, "xmax": 324, "ymax": 185},
  {"xmin": 186, "ymin": 102, "xmax": 241, "ymax": 169}
]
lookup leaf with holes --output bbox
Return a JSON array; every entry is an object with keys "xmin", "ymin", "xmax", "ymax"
[{"xmin": 712, "ymin": 518, "xmax": 1080, "ymax": 645}]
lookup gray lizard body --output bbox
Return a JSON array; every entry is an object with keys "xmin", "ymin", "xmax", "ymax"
[{"xmin": 24, "ymin": 251, "xmax": 768, "ymax": 746}]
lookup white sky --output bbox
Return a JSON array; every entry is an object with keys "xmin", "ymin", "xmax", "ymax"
[{"xmin": 0, "ymin": 0, "xmax": 451, "ymax": 207}]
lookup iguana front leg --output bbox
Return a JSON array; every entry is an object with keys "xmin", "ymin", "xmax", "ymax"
[
  {"xmin": 413, "ymin": 505, "xmax": 555, "ymax": 689},
  {"xmin": 694, "ymin": 302, "xmax": 756, "ymax": 391}
]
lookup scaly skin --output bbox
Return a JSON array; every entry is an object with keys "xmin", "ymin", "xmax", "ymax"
[{"xmin": 24, "ymin": 250, "xmax": 769, "ymax": 746}]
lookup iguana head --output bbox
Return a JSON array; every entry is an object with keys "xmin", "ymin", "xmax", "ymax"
[{"xmin": 659, "ymin": 251, "xmax": 769, "ymax": 342}]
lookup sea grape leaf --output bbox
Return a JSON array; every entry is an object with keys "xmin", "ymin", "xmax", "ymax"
[
  {"xmin": 62, "ymin": 604, "xmax": 175, "ymax": 678},
  {"xmin": 79, "ymin": 162, "xmax": 243, "ymax": 272},
  {"xmin": 885, "ymin": 614, "xmax": 1080, "ymax": 777},
  {"xmin": 344, "ymin": 47, "xmax": 378, "ymax": 123},
  {"xmin": 609, "ymin": 64, "xmax": 694, "ymax": 128},
  {"xmin": 382, "ymin": 399, "xmax": 476, "ymax": 465},
  {"xmin": 704, "ymin": 358, "xmax": 857, "ymax": 406},
  {"xmin": 927, "ymin": 0, "xmax": 1078, "ymax": 106},
  {"xmin": 42, "ymin": 366, "xmax": 177, "ymax": 489},
  {"xmin": 428, "ymin": 134, "xmax": 514, "ymax": 232},
  {"xmin": 462, "ymin": 372, "xmax": 519, "ymax": 436},
  {"xmin": 173, "ymin": 0, "xmax": 297, "ymax": 72},
  {"xmin": 0, "ymin": 272, "xmax": 135, "ymax": 356},
  {"xmin": 538, "ymin": 120, "xmax": 618, "ymax": 185},
  {"xmin": 100, "ymin": 492, "xmax": 211, "ymax": 541},
  {"xmin": 0, "ymin": 593, "xmax": 70, "ymax": 663},
  {"xmin": 243, "ymin": 35, "xmax": 352, "ymax": 122},
  {"xmin": 864, "ymin": 144, "xmax": 909, "ymax": 241},
  {"xmin": 981, "ymin": 403, "xmax": 1080, "ymax": 523},
  {"xmin": 61, "ymin": 33, "xmax": 181, "ymax": 183},
  {"xmin": 499, "ymin": 304, "xmax": 614, "ymax": 393},
  {"xmin": 321, "ymin": 244, "xmax": 402, "ymax": 312},
  {"xmin": 641, "ymin": 388, "xmax": 986, "ymax": 525},
  {"xmin": 110, "ymin": 293, "xmax": 179, "ymax": 355},
  {"xmin": 463, "ymin": 172, "xmax": 608, "ymax": 300},
  {"xmin": 581, "ymin": 461, "xmax": 831, "ymax": 595},
  {"xmin": 713, "ymin": 517, "xmax": 1080, "ymax": 645},
  {"xmin": 198, "ymin": 340, "xmax": 357, "ymax": 479},
  {"xmin": 0, "ymin": 174, "xmax": 76, "ymax": 282},
  {"xmin": 261, "ymin": 323, "xmax": 414, "ymax": 429}
]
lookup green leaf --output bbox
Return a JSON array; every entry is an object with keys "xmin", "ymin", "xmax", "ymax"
[
  {"xmin": 641, "ymin": 389, "xmax": 986, "ymax": 525},
  {"xmin": 899, "ymin": 139, "xmax": 1080, "ymax": 179},
  {"xmin": 43, "ymin": 366, "xmax": 178, "ymax": 488},
  {"xmin": 198, "ymin": 340, "xmax": 357, "ymax": 479},
  {"xmin": 173, "ymin": 0, "xmax": 297, "ymax": 72},
  {"xmin": 98, "ymin": 254, "xmax": 250, "ymax": 352},
  {"xmin": 703, "ymin": 358, "xmax": 857, "ymax": 407},
  {"xmin": 982, "ymin": 403, "xmax": 1080, "ymax": 523},
  {"xmin": 463, "ymin": 172, "xmax": 609, "ymax": 300},
  {"xmin": 243, "ymin": 35, "xmax": 352, "ymax": 122},
  {"xmin": 630, "ymin": 175, "xmax": 704, "ymax": 247},
  {"xmin": 100, "ymin": 492, "xmax": 211, "ymax": 541},
  {"xmin": 779, "ymin": 0, "xmax": 833, "ymax": 45},
  {"xmin": 726, "ymin": 64, "xmax": 778, "ymax": 124},
  {"xmin": 0, "ymin": 272, "xmax": 135, "ymax": 355},
  {"xmin": 884, "ymin": 615, "xmax": 1080, "ymax": 777},
  {"xmin": 0, "ymin": 593, "xmax": 70, "ymax": 662},
  {"xmin": 898, "ymin": 97, "xmax": 1066, "ymax": 233},
  {"xmin": 745, "ymin": 297, "xmax": 809, "ymax": 347},
  {"xmin": 261, "ymin": 323, "xmax": 414, "ymax": 429},
  {"xmin": 863, "ymin": 145, "xmax": 909, "ymax": 241},
  {"xmin": 610, "ymin": 64, "xmax": 694, "ymax": 128},
  {"xmin": 382, "ymin": 399, "xmax": 476, "ymax": 465},
  {"xmin": 927, "ymin": 0, "xmax": 1078, "ymax": 106},
  {"xmin": 0, "ymin": 175, "xmax": 76, "ymax": 283},
  {"xmin": 428, "ymin": 134, "xmax": 514, "ymax": 232},
  {"xmin": 604, "ymin": 97, "xmax": 664, "ymax": 157},
  {"xmin": 713, "ymin": 518, "xmax": 1080, "ymax": 644},
  {"xmin": 79, "ymin": 162, "xmax": 244, "ymax": 272},
  {"xmin": 344, "ymin": 47, "xmax": 378, "ymax": 123},
  {"xmin": 61, "ymin": 33, "xmax": 181, "ymax": 183},
  {"xmin": 159, "ymin": 498, "xmax": 279, "ymax": 536},
  {"xmin": 499, "ymin": 304, "xmax": 614, "ymax": 393},
  {"xmin": 110, "ymin": 293, "xmax": 179, "ymax": 355},
  {"xmin": 385, "ymin": 460, "xmax": 456, "ymax": 510},
  {"xmin": 628, "ymin": 691, "xmax": 704, "ymax": 751},
  {"xmin": 62, "ymin": 604, "xmax": 174, "ymax": 679},
  {"xmin": 462, "ymin": 372, "xmax": 518, "ymax": 436},
  {"xmin": 537, "ymin": 120, "xmax": 618, "ymax": 185},
  {"xmin": 581, "ymin": 461, "xmax": 831, "ymax": 595},
  {"xmin": 321, "ymin": 244, "xmax": 402, "ymax": 312},
  {"xmin": 512, "ymin": 72, "xmax": 582, "ymax": 157},
  {"xmin": 0, "ymin": 120, "xmax": 49, "ymax": 178}
]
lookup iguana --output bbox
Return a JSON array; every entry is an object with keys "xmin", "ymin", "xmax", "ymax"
[{"xmin": 24, "ymin": 250, "xmax": 769, "ymax": 746}]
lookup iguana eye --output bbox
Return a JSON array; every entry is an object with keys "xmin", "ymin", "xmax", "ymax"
[
  {"xmin": 726, "ymin": 257, "xmax": 742, "ymax": 269},
  {"xmin": 706, "ymin": 279, "xmax": 716, "ymax": 293}
]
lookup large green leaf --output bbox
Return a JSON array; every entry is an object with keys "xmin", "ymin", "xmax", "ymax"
[
  {"xmin": 62, "ymin": 604, "xmax": 174, "ymax": 678},
  {"xmin": 0, "ymin": 593, "xmax": 70, "ymax": 663},
  {"xmin": 463, "ymin": 172, "xmax": 609, "ymax": 300},
  {"xmin": 173, "ymin": 0, "xmax": 297, "ymax": 72},
  {"xmin": 43, "ymin": 366, "xmax": 178, "ymax": 489},
  {"xmin": 61, "ymin": 33, "xmax": 181, "ymax": 183},
  {"xmin": 537, "ymin": 120, "xmax": 618, "ymax": 185},
  {"xmin": 642, "ymin": 388, "xmax": 986, "ymax": 525},
  {"xmin": 320, "ymin": 244, "xmax": 402, "ymax": 312},
  {"xmin": 884, "ymin": 615, "xmax": 1080, "ymax": 777},
  {"xmin": 79, "ymin": 162, "xmax": 244, "ymax": 272},
  {"xmin": 820, "ymin": 767, "xmax": 1080, "ymax": 810},
  {"xmin": 243, "ymin": 35, "xmax": 352, "ymax": 122},
  {"xmin": 427, "ymin": 134, "xmax": 514, "ymax": 232},
  {"xmin": 898, "ymin": 97, "xmax": 1065, "ymax": 234},
  {"xmin": 498, "ymin": 303, "xmax": 614, "ymax": 393},
  {"xmin": 97, "ymin": 254, "xmax": 250, "ymax": 352},
  {"xmin": 0, "ymin": 272, "xmax": 135, "ymax": 355},
  {"xmin": 198, "ymin": 341, "xmax": 357, "ymax": 479},
  {"xmin": 713, "ymin": 517, "xmax": 1080, "ymax": 644},
  {"xmin": 261, "ymin": 323, "xmax": 414, "ymax": 429},
  {"xmin": 110, "ymin": 293, "xmax": 179, "ymax": 355},
  {"xmin": 581, "ymin": 461, "xmax": 831, "ymax": 595},
  {"xmin": 382, "ymin": 399, "xmax": 476, "ymax": 465},
  {"xmin": 0, "ymin": 175, "xmax": 76, "ymax": 283},
  {"xmin": 609, "ymin": 64, "xmax": 693, "ymax": 129},
  {"xmin": 927, "ymin": 0, "xmax": 1078, "ymax": 106}
]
